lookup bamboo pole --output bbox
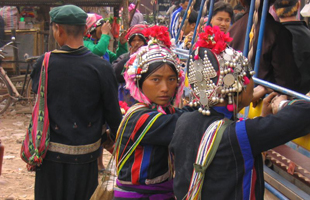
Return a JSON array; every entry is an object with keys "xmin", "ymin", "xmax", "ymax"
[{"xmin": 123, "ymin": 0, "xmax": 129, "ymax": 30}]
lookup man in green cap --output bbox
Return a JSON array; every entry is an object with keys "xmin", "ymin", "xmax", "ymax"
[{"xmin": 30, "ymin": 4, "xmax": 122, "ymax": 200}]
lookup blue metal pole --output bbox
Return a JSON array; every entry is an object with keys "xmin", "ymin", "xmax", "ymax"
[
  {"xmin": 175, "ymin": 0, "xmax": 193, "ymax": 42},
  {"xmin": 253, "ymin": 77, "xmax": 310, "ymax": 101},
  {"xmin": 206, "ymin": 0, "xmax": 215, "ymax": 26},
  {"xmin": 265, "ymin": 182, "xmax": 289, "ymax": 200},
  {"xmin": 190, "ymin": 0, "xmax": 208, "ymax": 53},
  {"xmin": 243, "ymin": 0, "xmax": 256, "ymax": 57},
  {"xmin": 253, "ymin": 0, "xmax": 269, "ymax": 76}
]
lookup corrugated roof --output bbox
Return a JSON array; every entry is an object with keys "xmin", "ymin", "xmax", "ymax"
[{"xmin": 0, "ymin": 0, "xmax": 123, "ymax": 7}]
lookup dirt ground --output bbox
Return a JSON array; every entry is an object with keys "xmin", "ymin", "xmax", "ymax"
[{"xmin": 0, "ymin": 105, "xmax": 111, "ymax": 200}]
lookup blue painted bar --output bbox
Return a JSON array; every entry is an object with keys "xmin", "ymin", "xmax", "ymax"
[
  {"xmin": 175, "ymin": 0, "xmax": 193, "ymax": 42},
  {"xmin": 243, "ymin": 0, "xmax": 255, "ymax": 57},
  {"xmin": 206, "ymin": 0, "xmax": 215, "ymax": 26},
  {"xmin": 265, "ymin": 182, "xmax": 290, "ymax": 200},
  {"xmin": 253, "ymin": 77, "xmax": 310, "ymax": 101},
  {"xmin": 190, "ymin": 0, "xmax": 208, "ymax": 53},
  {"xmin": 175, "ymin": 48, "xmax": 190, "ymax": 54},
  {"xmin": 253, "ymin": 0, "xmax": 269, "ymax": 76}
]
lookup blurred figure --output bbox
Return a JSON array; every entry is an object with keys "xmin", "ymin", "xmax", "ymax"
[
  {"xmin": 129, "ymin": 3, "xmax": 144, "ymax": 27},
  {"xmin": 274, "ymin": 0, "xmax": 310, "ymax": 94},
  {"xmin": 233, "ymin": 3, "xmax": 246, "ymax": 22},
  {"xmin": 84, "ymin": 13, "xmax": 128, "ymax": 63},
  {"xmin": 170, "ymin": 0, "xmax": 190, "ymax": 39},
  {"xmin": 178, "ymin": 10, "xmax": 198, "ymax": 49},
  {"xmin": 229, "ymin": 0, "xmax": 301, "ymax": 102},
  {"xmin": 112, "ymin": 24, "xmax": 149, "ymax": 107}
]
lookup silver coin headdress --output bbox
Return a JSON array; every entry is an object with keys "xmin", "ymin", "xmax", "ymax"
[{"xmin": 188, "ymin": 26, "xmax": 255, "ymax": 115}]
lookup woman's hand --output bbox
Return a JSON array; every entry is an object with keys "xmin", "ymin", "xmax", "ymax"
[
  {"xmin": 119, "ymin": 31, "xmax": 128, "ymax": 45},
  {"xmin": 271, "ymin": 95, "xmax": 289, "ymax": 114},
  {"xmin": 252, "ymin": 85, "xmax": 273, "ymax": 107},
  {"xmin": 261, "ymin": 92, "xmax": 278, "ymax": 117},
  {"xmin": 101, "ymin": 22, "xmax": 111, "ymax": 35}
]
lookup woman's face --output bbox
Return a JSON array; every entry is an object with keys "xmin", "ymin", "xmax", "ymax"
[
  {"xmin": 211, "ymin": 11, "xmax": 231, "ymax": 33},
  {"xmin": 142, "ymin": 64, "xmax": 178, "ymax": 106},
  {"xmin": 130, "ymin": 35, "xmax": 145, "ymax": 52}
]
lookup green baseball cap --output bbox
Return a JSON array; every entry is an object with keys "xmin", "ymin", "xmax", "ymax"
[{"xmin": 49, "ymin": 5, "xmax": 87, "ymax": 25}]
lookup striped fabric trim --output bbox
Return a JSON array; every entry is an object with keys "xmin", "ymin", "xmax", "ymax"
[
  {"xmin": 186, "ymin": 120, "xmax": 225, "ymax": 200},
  {"xmin": 131, "ymin": 146, "xmax": 143, "ymax": 184},
  {"xmin": 117, "ymin": 112, "xmax": 163, "ymax": 175},
  {"xmin": 140, "ymin": 145, "xmax": 152, "ymax": 183},
  {"xmin": 235, "ymin": 120, "xmax": 254, "ymax": 200}
]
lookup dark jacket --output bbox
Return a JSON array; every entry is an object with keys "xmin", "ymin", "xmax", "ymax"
[
  {"xmin": 30, "ymin": 46, "xmax": 122, "ymax": 164},
  {"xmin": 112, "ymin": 52, "xmax": 130, "ymax": 83},
  {"xmin": 282, "ymin": 21, "xmax": 310, "ymax": 94},
  {"xmin": 229, "ymin": 13, "xmax": 301, "ymax": 92},
  {"xmin": 115, "ymin": 104, "xmax": 193, "ymax": 194},
  {"xmin": 170, "ymin": 101, "xmax": 310, "ymax": 200}
]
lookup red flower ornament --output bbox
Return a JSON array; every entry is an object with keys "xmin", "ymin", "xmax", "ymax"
[{"xmin": 195, "ymin": 26, "xmax": 233, "ymax": 54}]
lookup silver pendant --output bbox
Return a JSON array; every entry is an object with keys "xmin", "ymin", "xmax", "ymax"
[{"xmin": 223, "ymin": 74, "xmax": 235, "ymax": 86}]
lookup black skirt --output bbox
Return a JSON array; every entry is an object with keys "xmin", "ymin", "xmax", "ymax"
[{"xmin": 35, "ymin": 159, "xmax": 98, "ymax": 200}]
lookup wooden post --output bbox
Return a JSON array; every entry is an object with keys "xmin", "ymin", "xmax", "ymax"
[
  {"xmin": 123, "ymin": 0, "xmax": 129, "ymax": 30},
  {"xmin": 0, "ymin": 139, "xmax": 4, "ymax": 176},
  {"xmin": 11, "ymin": 29, "xmax": 20, "ymax": 75}
]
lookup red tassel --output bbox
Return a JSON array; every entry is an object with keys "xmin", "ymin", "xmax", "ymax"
[
  {"xmin": 243, "ymin": 76, "xmax": 250, "ymax": 85},
  {"xmin": 227, "ymin": 104, "xmax": 235, "ymax": 111},
  {"xmin": 194, "ymin": 55, "xmax": 199, "ymax": 60}
]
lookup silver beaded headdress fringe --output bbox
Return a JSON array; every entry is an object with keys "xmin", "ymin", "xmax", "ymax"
[{"xmin": 188, "ymin": 46, "xmax": 255, "ymax": 116}]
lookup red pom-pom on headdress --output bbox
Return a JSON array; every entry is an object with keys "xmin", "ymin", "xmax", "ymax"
[
  {"xmin": 142, "ymin": 25, "xmax": 171, "ymax": 48},
  {"xmin": 195, "ymin": 26, "xmax": 233, "ymax": 54}
]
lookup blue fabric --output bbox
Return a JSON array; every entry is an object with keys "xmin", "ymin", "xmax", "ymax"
[
  {"xmin": 213, "ymin": 106, "xmax": 233, "ymax": 119},
  {"xmin": 235, "ymin": 120, "xmax": 254, "ymax": 200},
  {"xmin": 169, "ymin": 7, "xmax": 183, "ymax": 39},
  {"xmin": 103, "ymin": 52, "xmax": 110, "ymax": 62},
  {"xmin": 139, "ymin": 145, "xmax": 152, "ymax": 184}
]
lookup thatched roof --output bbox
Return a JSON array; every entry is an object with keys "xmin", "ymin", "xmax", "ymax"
[{"xmin": 0, "ymin": 0, "xmax": 123, "ymax": 7}]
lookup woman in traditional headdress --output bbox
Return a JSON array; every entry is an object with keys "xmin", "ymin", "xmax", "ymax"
[
  {"xmin": 83, "ymin": 13, "xmax": 128, "ymax": 63},
  {"xmin": 112, "ymin": 25, "xmax": 192, "ymax": 200},
  {"xmin": 170, "ymin": 25, "xmax": 310, "ymax": 200},
  {"xmin": 112, "ymin": 24, "xmax": 149, "ymax": 107}
]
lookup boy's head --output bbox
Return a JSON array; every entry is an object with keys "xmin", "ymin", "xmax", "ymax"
[
  {"xmin": 49, "ymin": 5, "xmax": 87, "ymax": 45},
  {"xmin": 179, "ymin": 10, "xmax": 198, "ymax": 35},
  {"xmin": 180, "ymin": 0, "xmax": 190, "ymax": 10}
]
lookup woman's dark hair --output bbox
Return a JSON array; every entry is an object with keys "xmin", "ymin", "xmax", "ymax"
[
  {"xmin": 180, "ymin": 10, "xmax": 198, "ymax": 24},
  {"xmin": 212, "ymin": 1, "xmax": 234, "ymax": 20},
  {"xmin": 138, "ymin": 62, "xmax": 177, "ymax": 88}
]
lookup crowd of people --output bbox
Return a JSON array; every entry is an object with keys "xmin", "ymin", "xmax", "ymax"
[{"xmin": 22, "ymin": 0, "xmax": 310, "ymax": 199}]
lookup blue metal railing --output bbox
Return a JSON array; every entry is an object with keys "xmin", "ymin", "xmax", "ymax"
[
  {"xmin": 189, "ymin": 0, "xmax": 207, "ymax": 53},
  {"xmin": 243, "ymin": 0, "xmax": 256, "ymax": 57},
  {"xmin": 253, "ymin": 0, "xmax": 269, "ymax": 76}
]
